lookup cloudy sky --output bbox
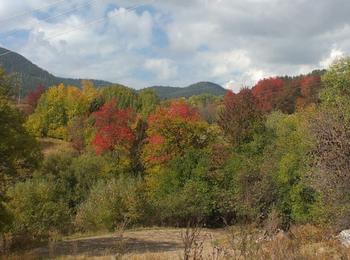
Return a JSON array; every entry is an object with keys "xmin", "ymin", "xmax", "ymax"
[{"xmin": 0, "ymin": 0, "xmax": 349, "ymax": 91}]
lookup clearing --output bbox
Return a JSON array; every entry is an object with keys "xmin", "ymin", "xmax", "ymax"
[{"xmin": 11, "ymin": 228, "xmax": 226, "ymax": 259}]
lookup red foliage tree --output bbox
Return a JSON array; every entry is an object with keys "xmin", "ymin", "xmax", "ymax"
[
  {"xmin": 25, "ymin": 85, "xmax": 45, "ymax": 111},
  {"xmin": 252, "ymin": 77, "xmax": 284, "ymax": 112},
  {"xmin": 296, "ymin": 75, "xmax": 322, "ymax": 109},
  {"xmin": 92, "ymin": 100, "xmax": 134, "ymax": 155},
  {"xmin": 148, "ymin": 100, "xmax": 200, "ymax": 125},
  {"xmin": 26, "ymin": 85, "xmax": 45, "ymax": 107},
  {"xmin": 218, "ymin": 88, "xmax": 263, "ymax": 146}
]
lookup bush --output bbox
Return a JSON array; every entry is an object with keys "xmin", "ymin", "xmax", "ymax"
[
  {"xmin": 7, "ymin": 179, "xmax": 71, "ymax": 239},
  {"xmin": 146, "ymin": 149, "xmax": 214, "ymax": 225},
  {"xmin": 75, "ymin": 176, "xmax": 141, "ymax": 232},
  {"xmin": 39, "ymin": 152, "xmax": 111, "ymax": 212}
]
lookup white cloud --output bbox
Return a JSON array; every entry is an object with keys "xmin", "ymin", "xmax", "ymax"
[
  {"xmin": 1, "ymin": 0, "xmax": 350, "ymax": 89},
  {"xmin": 320, "ymin": 48, "xmax": 344, "ymax": 68},
  {"xmin": 144, "ymin": 58, "xmax": 178, "ymax": 81},
  {"xmin": 106, "ymin": 7, "xmax": 153, "ymax": 50},
  {"xmin": 203, "ymin": 50, "xmax": 251, "ymax": 77}
]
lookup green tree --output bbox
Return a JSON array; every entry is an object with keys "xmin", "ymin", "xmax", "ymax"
[
  {"xmin": 100, "ymin": 85, "xmax": 139, "ymax": 110},
  {"xmin": 26, "ymin": 84, "xmax": 91, "ymax": 139},
  {"xmin": 38, "ymin": 152, "xmax": 110, "ymax": 212},
  {"xmin": 263, "ymin": 112, "xmax": 316, "ymax": 225},
  {"xmin": 7, "ymin": 179, "xmax": 70, "ymax": 238},
  {"xmin": 138, "ymin": 89, "xmax": 159, "ymax": 117},
  {"xmin": 0, "ymin": 98, "xmax": 41, "ymax": 184},
  {"xmin": 0, "ymin": 67, "xmax": 14, "ymax": 98},
  {"xmin": 146, "ymin": 149, "xmax": 214, "ymax": 225}
]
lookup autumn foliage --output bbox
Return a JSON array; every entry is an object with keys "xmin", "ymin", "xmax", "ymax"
[
  {"xmin": 219, "ymin": 88, "xmax": 263, "ymax": 146},
  {"xmin": 25, "ymin": 85, "xmax": 45, "ymax": 111},
  {"xmin": 143, "ymin": 100, "xmax": 215, "ymax": 165},
  {"xmin": 252, "ymin": 77, "xmax": 284, "ymax": 112},
  {"xmin": 296, "ymin": 75, "xmax": 321, "ymax": 109},
  {"xmin": 92, "ymin": 99, "xmax": 134, "ymax": 155}
]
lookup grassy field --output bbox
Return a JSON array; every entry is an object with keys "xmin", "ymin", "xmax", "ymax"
[{"xmin": 5, "ymin": 226, "xmax": 350, "ymax": 259}]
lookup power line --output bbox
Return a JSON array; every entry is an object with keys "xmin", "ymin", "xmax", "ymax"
[
  {"xmin": 1, "ymin": 0, "xmax": 103, "ymax": 39},
  {"xmin": 42, "ymin": 0, "xmax": 102, "ymax": 22},
  {"xmin": 0, "ymin": 51, "xmax": 12, "ymax": 57},
  {"xmin": 0, "ymin": 0, "xmax": 69, "ymax": 24},
  {"xmin": 0, "ymin": 3, "xmax": 147, "ymax": 58},
  {"xmin": 45, "ymin": 3, "xmax": 145, "ymax": 41}
]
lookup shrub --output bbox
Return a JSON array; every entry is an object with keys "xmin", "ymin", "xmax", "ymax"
[
  {"xmin": 146, "ymin": 149, "xmax": 214, "ymax": 225},
  {"xmin": 75, "ymin": 177, "xmax": 141, "ymax": 232},
  {"xmin": 7, "ymin": 179, "xmax": 71, "ymax": 238}
]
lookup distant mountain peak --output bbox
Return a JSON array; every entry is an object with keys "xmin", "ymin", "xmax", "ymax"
[
  {"xmin": 0, "ymin": 47, "xmax": 112, "ymax": 96},
  {"xmin": 0, "ymin": 47, "xmax": 226, "ymax": 99},
  {"xmin": 144, "ymin": 82, "xmax": 226, "ymax": 99}
]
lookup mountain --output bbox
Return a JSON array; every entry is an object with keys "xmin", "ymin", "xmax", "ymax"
[
  {"xmin": 0, "ymin": 47, "xmax": 112, "ymax": 96},
  {"xmin": 0, "ymin": 47, "xmax": 226, "ymax": 99},
  {"xmin": 145, "ymin": 82, "xmax": 226, "ymax": 99}
]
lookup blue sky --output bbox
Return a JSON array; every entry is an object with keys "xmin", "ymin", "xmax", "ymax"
[{"xmin": 0, "ymin": 0, "xmax": 349, "ymax": 91}]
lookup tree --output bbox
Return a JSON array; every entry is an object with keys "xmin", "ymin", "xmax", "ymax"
[
  {"xmin": 138, "ymin": 89, "xmax": 160, "ymax": 117},
  {"xmin": 189, "ymin": 94, "xmax": 221, "ymax": 123},
  {"xmin": 25, "ymin": 84, "xmax": 68, "ymax": 138},
  {"xmin": 320, "ymin": 57, "xmax": 350, "ymax": 119},
  {"xmin": 92, "ymin": 100, "xmax": 134, "ymax": 155},
  {"xmin": 25, "ymin": 84, "xmax": 91, "ymax": 139},
  {"xmin": 146, "ymin": 149, "xmax": 214, "ymax": 225},
  {"xmin": 275, "ymin": 78, "xmax": 300, "ymax": 114},
  {"xmin": 0, "ymin": 97, "xmax": 41, "ymax": 187},
  {"xmin": 100, "ymin": 85, "xmax": 139, "ymax": 110},
  {"xmin": 7, "ymin": 179, "xmax": 70, "ymax": 238},
  {"xmin": 218, "ymin": 88, "xmax": 263, "ymax": 146},
  {"xmin": 296, "ymin": 75, "xmax": 322, "ymax": 109},
  {"xmin": 39, "ymin": 152, "xmax": 110, "ymax": 212},
  {"xmin": 263, "ymin": 112, "xmax": 316, "ymax": 226},
  {"xmin": 310, "ymin": 58, "xmax": 350, "ymax": 228},
  {"xmin": 25, "ymin": 85, "xmax": 45, "ymax": 111},
  {"xmin": 0, "ymin": 67, "xmax": 14, "ymax": 98},
  {"xmin": 0, "ymin": 69, "xmax": 42, "ymax": 235},
  {"xmin": 142, "ymin": 101, "xmax": 217, "ymax": 166},
  {"xmin": 252, "ymin": 77, "xmax": 284, "ymax": 112}
]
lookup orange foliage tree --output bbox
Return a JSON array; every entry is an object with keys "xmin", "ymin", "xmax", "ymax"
[{"xmin": 142, "ymin": 100, "xmax": 217, "ymax": 166}]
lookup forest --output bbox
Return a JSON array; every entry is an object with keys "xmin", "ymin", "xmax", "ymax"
[{"xmin": 1, "ymin": 57, "xmax": 350, "ymax": 258}]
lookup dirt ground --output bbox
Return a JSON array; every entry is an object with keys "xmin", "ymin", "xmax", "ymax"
[{"xmin": 13, "ymin": 228, "xmax": 226, "ymax": 259}]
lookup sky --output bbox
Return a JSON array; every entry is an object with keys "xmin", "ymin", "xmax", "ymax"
[{"xmin": 0, "ymin": 0, "xmax": 349, "ymax": 91}]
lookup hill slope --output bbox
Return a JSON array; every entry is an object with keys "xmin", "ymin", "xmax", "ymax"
[
  {"xmin": 145, "ymin": 82, "xmax": 226, "ymax": 99},
  {"xmin": 0, "ymin": 47, "xmax": 226, "ymax": 99},
  {"xmin": 0, "ymin": 47, "xmax": 112, "ymax": 95}
]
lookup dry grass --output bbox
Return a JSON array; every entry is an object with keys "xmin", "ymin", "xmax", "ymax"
[
  {"xmin": 38, "ymin": 137, "xmax": 74, "ymax": 156},
  {"xmin": 4, "ymin": 225, "xmax": 350, "ymax": 259}
]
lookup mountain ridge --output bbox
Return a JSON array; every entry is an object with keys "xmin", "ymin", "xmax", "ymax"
[
  {"xmin": 0, "ymin": 47, "xmax": 227, "ymax": 99},
  {"xmin": 0, "ymin": 47, "xmax": 112, "ymax": 96},
  {"xmin": 143, "ymin": 82, "xmax": 226, "ymax": 99}
]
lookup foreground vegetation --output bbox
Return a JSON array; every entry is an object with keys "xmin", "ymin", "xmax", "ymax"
[{"xmin": 1, "ymin": 58, "xmax": 350, "ymax": 257}]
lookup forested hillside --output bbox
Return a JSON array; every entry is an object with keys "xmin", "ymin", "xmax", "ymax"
[
  {"xmin": 0, "ymin": 47, "xmax": 112, "ymax": 95},
  {"xmin": 145, "ymin": 82, "xmax": 226, "ymax": 99}
]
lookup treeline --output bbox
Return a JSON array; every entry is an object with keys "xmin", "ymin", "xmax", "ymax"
[{"xmin": 0, "ymin": 59, "xmax": 349, "ymax": 246}]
